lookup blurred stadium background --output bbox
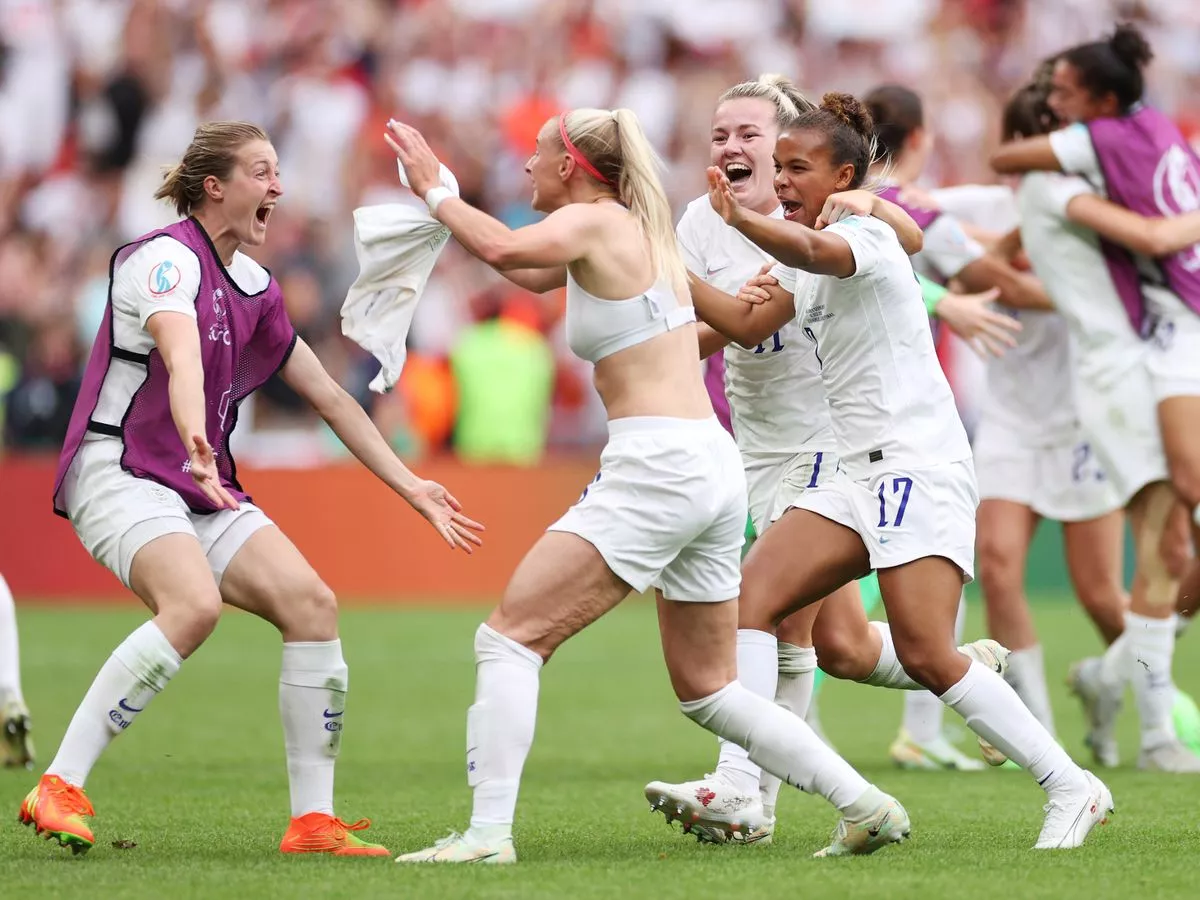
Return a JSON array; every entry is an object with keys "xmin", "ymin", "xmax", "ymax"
[{"xmin": 5, "ymin": 0, "xmax": 1200, "ymax": 599}]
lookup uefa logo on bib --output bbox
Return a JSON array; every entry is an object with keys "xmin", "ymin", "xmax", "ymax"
[{"xmin": 1153, "ymin": 145, "xmax": 1200, "ymax": 271}]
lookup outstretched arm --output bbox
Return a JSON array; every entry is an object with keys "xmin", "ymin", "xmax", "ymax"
[
  {"xmin": 1066, "ymin": 195, "xmax": 1200, "ymax": 258},
  {"xmin": 281, "ymin": 339, "xmax": 484, "ymax": 553},
  {"xmin": 432, "ymin": 201, "xmax": 599, "ymax": 271},
  {"xmin": 498, "ymin": 267, "xmax": 569, "ymax": 294},
  {"xmin": 709, "ymin": 168, "xmax": 856, "ymax": 277},
  {"xmin": 385, "ymin": 120, "xmax": 598, "ymax": 271},
  {"xmin": 989, "ymin": 135, "xmax": 1062, "ymax": 174},
  {"xmin": 954, "ymin": 254, "xmax": 1054, "ymax": 311}
]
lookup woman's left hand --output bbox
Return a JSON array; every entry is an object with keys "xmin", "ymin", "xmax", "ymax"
[
  {"xmin": 384, "ymin": 120, "xmax": 442, "ymax": 200},
  {"xmin": 405, "ymin": 479, "xmax": 485, "ymax": 554},
  {"xmin": 815, "ymin": 189, "xmax": 878, "ymax": 229},
  {"xmin": 736, "ymin": 263, "xmax": 779, "ymax": 305},
  {"xmin": 935, "ymin": 287, "xmax": 1020, "ymax": 358}
]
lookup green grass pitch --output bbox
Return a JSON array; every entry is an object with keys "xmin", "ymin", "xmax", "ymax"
[{"xmin": 2, "ymin": 595, "xmax": 1198, "ymax": 899}]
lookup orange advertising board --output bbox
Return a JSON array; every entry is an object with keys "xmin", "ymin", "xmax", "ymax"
[{"xmin": 0, "ymin": 456, "xmax": 598, "ymax": 602}]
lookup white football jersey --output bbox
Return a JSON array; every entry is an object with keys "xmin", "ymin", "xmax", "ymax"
[
  {"xmin": 1016, "ymin": 171, "xmax": 1149, "ymax": 393},
  {"xmin": 772, "ymin": 215, "xmax": 971, "ymax": 478},
  {"xmin": 932, "ymin": 184, "xmax": 1076, "ymax": 446},
  {"xmin": 676, "ymin": 196, "xmax": 834, "ymax": 454}
]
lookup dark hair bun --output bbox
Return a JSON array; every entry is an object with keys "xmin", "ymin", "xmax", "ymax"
[
  {"xmin": 821, "ymin": 92, "xmax": 874, "ymax": 139},
  {"xmin": 1110, "ymin": 23, "xmax": 1153, "ymax": 70}
]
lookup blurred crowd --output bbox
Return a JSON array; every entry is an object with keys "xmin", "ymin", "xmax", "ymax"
[{"xmin": 2, "ymin": 0, "xmax": 1199, "ymax": 465}]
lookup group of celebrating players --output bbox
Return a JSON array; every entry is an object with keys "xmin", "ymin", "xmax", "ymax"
[{"xmin": 6, "ymin": 20, "xmax": 1199, "ymax": 866}]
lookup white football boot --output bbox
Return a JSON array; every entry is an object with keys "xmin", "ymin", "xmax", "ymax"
[
  {"xmin": 396, "ymin": 830, "xmax": 516, "ymax": 865},
  {"xmin": 1034, "ymin": 770, "xmax": 1113, "ymax": 850},
  {"xmin": 1137, "ymin": 740, "xmax": 1200, "ymax": 773},
  {"xmin": 813, "ymin": 793, "xmax": 911, "ymax": 858},
  {"xmin": 889, "ymin": 728, "xmax": 986, "ymax": 771},
  {"xmin": 645, "ymin": 773, "xmax": 773, "ymax": 845}
]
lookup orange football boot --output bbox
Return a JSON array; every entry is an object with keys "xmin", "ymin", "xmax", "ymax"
[
  {"xmin": 279, "ymin": 812, "xmax": 389, "ymax": 857},
  {"xmin": 19, "ymin": 774, "xmax": 95, "ymax": 855}
]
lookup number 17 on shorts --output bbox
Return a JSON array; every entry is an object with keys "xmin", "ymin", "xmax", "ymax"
[{"xmin": 863, "ymin": 462, "xmax": 977, "ymax": 582}]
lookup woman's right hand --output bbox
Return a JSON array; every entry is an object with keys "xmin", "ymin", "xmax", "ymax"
[
  {"xmin": 188, "ymin": 434, "xmax": 240, "ymax": 510},
  {"xmin": 707, "ymin": 167, "xmax": 746, "ymax": 227}
]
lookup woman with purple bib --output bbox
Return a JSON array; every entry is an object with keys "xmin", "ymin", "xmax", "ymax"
[
  {"xmin": 992, "ymin": 24, "xmax": 1200, "ymax": 606},
  {"xmin": 994, "ymin": 73, "xmax": 1200, "ymax": 774},
  {"xmin": 20, "ymin": 122, "xmax": 483, "ymax": 858}
]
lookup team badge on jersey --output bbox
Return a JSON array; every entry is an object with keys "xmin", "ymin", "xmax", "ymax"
[{"xmin": 148, "ymin": 259, "xmax": 182, "ymax": 296}]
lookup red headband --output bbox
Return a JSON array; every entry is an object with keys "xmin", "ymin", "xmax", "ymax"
[{"xmin": 559, "ymin": 112, "xmax": 613, "ymax": 186}]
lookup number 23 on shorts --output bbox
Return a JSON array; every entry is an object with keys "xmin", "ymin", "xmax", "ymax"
[{"xmin": 877, "ymin": 476, "xmax": 913, "ymax": 528}]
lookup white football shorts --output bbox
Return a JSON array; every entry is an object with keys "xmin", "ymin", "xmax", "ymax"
[
  {"xmin": 548, "ymin": 415, "xmax": 746, "ymax": 602},
  {"xmin": 792, "ymin": 459, "xmax": 979, "ymax": 583},
  {"xmin": 63, "ymin": 437, "xmax": 273, "ymax": 588},
  {"xmin": 973, "ymin": 418, "xmax": 1123, "ymax": 521}
]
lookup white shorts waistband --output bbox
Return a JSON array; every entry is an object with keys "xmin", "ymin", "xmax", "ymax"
[{"xmin": 606, "ymin": 415, "xmax": 722, "ymax": 438}]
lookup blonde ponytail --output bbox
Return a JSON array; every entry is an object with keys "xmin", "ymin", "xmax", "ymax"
[
  {"xmin": 559, "ymin": 108, "xmax": 688, "ymax": 293},
  {"xmin": 611, "ymin": 109, "xmax": 687, "ymax": 293}
]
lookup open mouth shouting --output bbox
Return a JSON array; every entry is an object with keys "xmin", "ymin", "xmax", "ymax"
[
  {"xmin": 724, "ymin": 160, "xmax": 753, "ymax": 189},
  {"xmin": 254, "ymin": 203, "xmax": 274, "ymax": 229},
  {"xmin": 779, "ymin": 198, "xmax": 804, "ymax": 221}
]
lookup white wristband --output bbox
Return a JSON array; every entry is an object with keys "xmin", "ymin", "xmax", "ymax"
[{"xmin": 425, "ymin": 186, "xmax": 454, "ymax": 217}]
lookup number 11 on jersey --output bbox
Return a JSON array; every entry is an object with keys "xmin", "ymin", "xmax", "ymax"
[{"xmin": 753, "ymin": 331, "xmax": 784, "ymax": 354}]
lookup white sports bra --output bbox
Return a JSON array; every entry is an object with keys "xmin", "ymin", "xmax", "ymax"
[{"xmin": 564, "ymin": 271, "xmax": 696, "ymax": 364}]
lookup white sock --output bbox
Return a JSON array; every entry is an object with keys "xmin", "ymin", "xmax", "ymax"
[
  {"xmin": 899, "ymin": 595, "xmax": 966, "ymax": 742},
  {"xmin": 861, "ymin": 622, "xmax": 922, "ymax": 690},
  {"xmin": 774, "ymin": 643, "xmax": 818, "ymax": 719},
  {"xmin": 714, "ymin": 629, "xmax": 778, "ymax": 794},
  {"xmin": 901, "ymin": 691, "xmax": 944, "ymax": 743},
  {"xmin": 940, "ymin": 660, "xmax": 1083, "ymax": 792},
  {"xmin": 759, "ymin": 643, "xmax": 817, "ymax": 819},
  {"xmin": 467, "ymin": 623, "xmax": 542, "ymax": 837},
  {"xmin": 1098, "ymin": 630, "xmax": 1131, "ymax": 692},
  {"xmin": 1175, "ymin": 613, "xmax": 1189, "ymax": 639},
  {"xmin": 280, "ymin": 640, "xmax": 350, "ymax": 818},
  {"xmin": 47, "ymin": 621, "xmax": 180, "ymax": 787},
  {"xmin": 1125, "ymin": 612, "xmax": 1177, "ymax": 749},
  {"xmin": 1006, "ymin": 645, "xmax": 1056, "ymax": 736},
  {"xmin": 682, "ymin": 681, "xmax": 872, "ymax": 812},
  {"xmin": 0, "ymin": 573, "xmax": 22, "ymax": 705}
]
